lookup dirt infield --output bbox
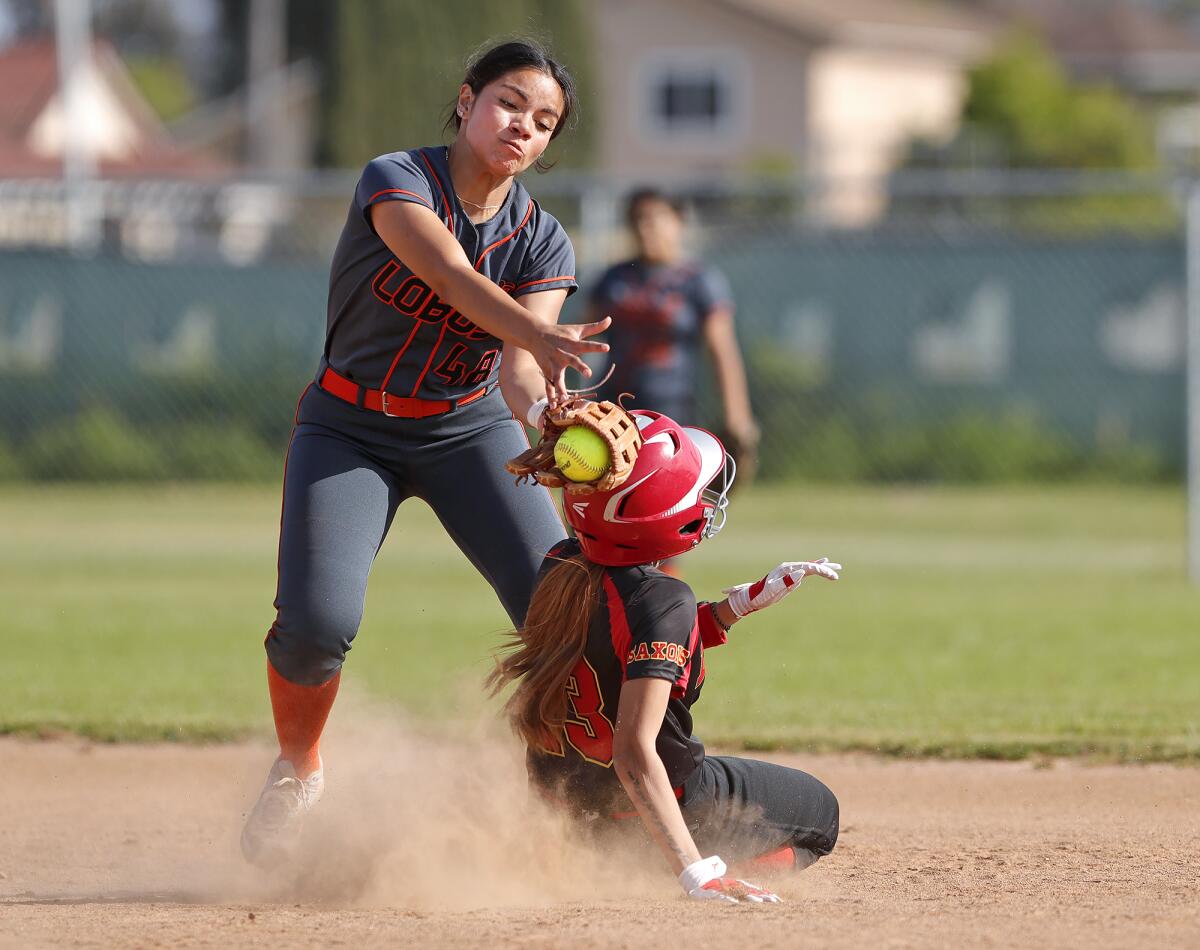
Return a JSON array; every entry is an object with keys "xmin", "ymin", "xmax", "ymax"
[{"xmin": 2, "ymin": 733, "xmax": 1197, "ymax": 949}]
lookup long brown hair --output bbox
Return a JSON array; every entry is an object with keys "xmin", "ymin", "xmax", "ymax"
[{"xmin": 487, "ymin": 551, "xmax": 607, "ymax": 750}]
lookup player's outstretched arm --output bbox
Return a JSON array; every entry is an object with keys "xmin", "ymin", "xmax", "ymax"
[
  {"xmin": 501, "ymin": 289, "xmax": 573, "ymax": 426},
  {"xmin": 722, "ymin": 558, "xmax": 841, "ymax": 620},
  {"xmin": 371, "ymin": 201, "xmax": 609, "ymax": 399},
  {"xmin": 613, "ymin": 678, "xmax": 779, "ymax": 904}
]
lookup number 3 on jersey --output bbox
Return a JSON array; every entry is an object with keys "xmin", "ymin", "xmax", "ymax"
[{"xmin": 562, "ymin": 657, "xmax": 615, "ymax": 767}]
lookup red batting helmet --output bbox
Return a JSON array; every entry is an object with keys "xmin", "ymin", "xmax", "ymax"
[{"xmin": 564, "ymin": 410, "xmax": 735, "ymax": 567}]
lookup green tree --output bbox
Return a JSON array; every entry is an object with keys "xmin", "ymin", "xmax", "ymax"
[
  {"xmin": 961, "ymin": 31, "xmax": 1158, "ymax": 170},
  {"xmin": 322, "ymin": 0, "xmax": 595, "ymax": 170},
  {"xmin": 899, "ymin": 30, "xmax": 1174, "ymax": 233},
  {"xmin": 126, "ymin": 56, "xmax": 196, "ymax": 122}
]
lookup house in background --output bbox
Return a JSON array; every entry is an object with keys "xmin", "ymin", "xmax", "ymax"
[
  {"xmin": 0, "ymin": 37, "xmax": 308, "ymax": 263},
  {"xmin": 588, "ymin": 0, "xmax": 998, "ymax": 224},
  {"xmin": 0, "ymin": 37, "xmax": 221, "ymax": 179}
]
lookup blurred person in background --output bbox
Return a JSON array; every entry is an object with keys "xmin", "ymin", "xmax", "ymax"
[
  {"xmin": 239, "ymin": 38, "xmax": 610, "ymax": 868},
  {"xmin": 589, "ymin": 188, "xmax": 759, "ymax": 484}
]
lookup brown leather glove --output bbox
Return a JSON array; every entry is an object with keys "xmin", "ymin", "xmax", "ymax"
[{"xmin": 506, "ymin": 399, "xmax": 642, "ymax": 493}]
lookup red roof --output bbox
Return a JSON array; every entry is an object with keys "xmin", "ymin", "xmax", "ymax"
[
  {"xmin": 0, "ymin": 38, "xmax": 61, "ymax": 144},
  {"xmin": 0, "ymin": 36, "xmax": 227, "ymax": 179}
]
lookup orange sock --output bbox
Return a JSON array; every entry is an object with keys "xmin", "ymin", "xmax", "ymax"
[
  {"xmin": 267, "ymin": 661, "xmax": 340, "ymax": 778},
  {"xmin": 658, "ymin": 558, "xmax": 683, "ymax": 578},
  {"xmin": 744, "ymin": 846, "xmax": 797, "ymax": 873}
]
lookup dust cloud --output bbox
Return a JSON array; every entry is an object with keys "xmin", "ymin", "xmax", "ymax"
[{"xmin": 235, "ymin": 690, "xmax": 669, "ymax": 910}]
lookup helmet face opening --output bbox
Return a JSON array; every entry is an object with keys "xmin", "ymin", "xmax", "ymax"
[
  {"xmin": 564, "ymin": 411, "xmax": 735, "ymax": 567},
  {"xmin": 699, "ymin": 449, "xmax": 736, "ymax": 541}
]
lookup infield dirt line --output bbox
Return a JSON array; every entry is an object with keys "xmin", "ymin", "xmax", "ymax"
[{"xmin": 1, "ymin": 736, "xmax": 1197, "ymax": 949}]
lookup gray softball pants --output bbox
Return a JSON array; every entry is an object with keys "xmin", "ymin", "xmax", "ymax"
[{"xmin": 264, "ymin": 384, "xmax": 566, "ymax": 686}]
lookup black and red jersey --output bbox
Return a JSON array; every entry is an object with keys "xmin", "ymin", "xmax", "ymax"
[{"xmin": 527, "ymin": 539, "xmax": 710, "ymax": 818}]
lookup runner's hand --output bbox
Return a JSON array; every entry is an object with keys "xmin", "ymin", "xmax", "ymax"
[
  {"xmin": 689, "ymin": 877, "xmax": 781, "ymax": 903},
  {"xmin": 680, "ymin": 855, "xmax": 780, "ymax": 903},
  {"xmin": 723, "ymin": 559, "xmax": 841, "ymax": 619}
]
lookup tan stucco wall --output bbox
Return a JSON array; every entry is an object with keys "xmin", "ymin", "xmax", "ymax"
[
  {"xmin": 806, "ymin": 47, "xmax": 969, "ymax": 222},
  {"xmin": 588, "ymin": 0, "xmax": 981, "ymax": 224},
  {"xmin": 590, "ymin": 0, "xmax": 815, "ymax": 179}
]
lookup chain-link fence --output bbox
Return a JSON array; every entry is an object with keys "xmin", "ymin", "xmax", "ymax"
[{"xmin": 0, "ymin": 171, "xmax": 1187, "ymax": 483}]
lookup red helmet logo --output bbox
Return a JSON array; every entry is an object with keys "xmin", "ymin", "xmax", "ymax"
[{"xmin": 564, "ymin": 411, "xmax": 734, "ymax": 567}]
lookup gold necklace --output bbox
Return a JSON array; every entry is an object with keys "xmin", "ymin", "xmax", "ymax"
[
  {"xmin": 447, "ymin": 144, "xmax": 507, "ymax": 215},
  {"xmin": 456, "ymin": 192, "xmax": 502, "ymax": 213}
]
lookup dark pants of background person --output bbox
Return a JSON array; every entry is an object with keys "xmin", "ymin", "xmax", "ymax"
[{"xmin": 264, "ymin": 383, "xmax": 566, "ymax": 686}]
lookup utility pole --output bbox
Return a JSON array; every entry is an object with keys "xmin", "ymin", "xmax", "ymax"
[
  {"xmin": 54, "ymin": 0, "xmax": 100, "ymax": 251},
  {"xmin": 246, "ymin": 0, "xmax": 286, "ymax": 171},
  {"xmin": 1188, "ymin": 184, "xmax": 1200, "ymax": 583}
]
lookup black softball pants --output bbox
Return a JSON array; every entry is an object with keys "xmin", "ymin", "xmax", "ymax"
[{"xmin": 680, "ymin": 755, "xmax": 840, "ymax": 865}]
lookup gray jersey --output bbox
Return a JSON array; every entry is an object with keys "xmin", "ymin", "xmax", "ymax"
[
  {"xmin": 324, "ymin": 145, "xmax": 577, "ymax": 400},
  {"xmin": 591, "ymin": 259, "xmax": 731, "ymax": 415}
]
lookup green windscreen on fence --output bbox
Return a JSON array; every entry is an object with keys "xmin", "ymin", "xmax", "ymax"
[
  {"xmin": 0, "ymin": 234, "xmax": 1186, "ymax": 482},
  {"xmin": 708, "ymin": 233, "xmax": 1185, "ymax": 481}
]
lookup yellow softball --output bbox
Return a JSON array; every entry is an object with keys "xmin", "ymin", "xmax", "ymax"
[{"xmin": 554, "ymin": 426, "xmax": 611, "ymax": 482}]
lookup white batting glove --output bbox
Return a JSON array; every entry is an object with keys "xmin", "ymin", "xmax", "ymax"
[
  {"xmin": 679, "ymin": 855, "xmax": 781, "ymax": 904},
  {"xmin": 723, "ymin": 558, "xmax": 841, "ymax": 619},
  {"xmin": 526, "ymin": 397, "xmax": 549, "ymax": 429}
]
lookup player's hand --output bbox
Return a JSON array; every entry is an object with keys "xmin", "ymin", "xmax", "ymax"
[
  {"xmin": 533, "ymin": 317, "xmax": 611, "ymax": 402},
  {"xmin": 726, "ymin": 415, "xmax": 760, "ymax": 453},
  {"xmin": 679, "ymin": 856, "xmax": 781, "ymax": 904},
  {"xmin": 690, "ymin": 877, "xmax": 781, "ymax": 903},
  {"xmin": 723, "ymin": 558, "xmax": 841, "ymax": 619},
  {"xmin": 724, "ymin": 416, "xmax": 761, "ymax": 489}
]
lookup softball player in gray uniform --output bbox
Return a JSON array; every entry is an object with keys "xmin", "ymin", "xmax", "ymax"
[{"xmin": 241, "ymin": 40, "xmax": 609, "ymax": 867}]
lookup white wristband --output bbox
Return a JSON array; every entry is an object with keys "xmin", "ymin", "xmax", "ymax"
[
  {"xmin": 678, "ymin": 855, "xmax": 727, "ymax": 894},
  {"xmin": 526, "ymin": 397, "xmax": 549, "ymax": 429},
  {"xmin": 725, "ymin": 585, "xmax": 751, "ymax": 618}
]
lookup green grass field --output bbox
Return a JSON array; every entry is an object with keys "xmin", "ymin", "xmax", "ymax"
[{"xmin": 2, "ymin": 483, "xmax": 1197, "ymax": 760}]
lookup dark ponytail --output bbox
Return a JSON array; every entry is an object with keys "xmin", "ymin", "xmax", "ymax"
[{"xmin": 444, "ymin": 38, "xmax": 579, "ymax": 171}]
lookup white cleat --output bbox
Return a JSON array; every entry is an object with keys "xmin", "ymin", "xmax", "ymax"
[{"xmin": 240, "ymin": 756, "xmax": 324, "ymax": 868}]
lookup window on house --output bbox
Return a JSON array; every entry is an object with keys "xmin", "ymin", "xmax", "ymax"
[
  {"xmin": 640, "ymin": 53, "xmax": 744, "ymax": 140},
  {"xmin": 657, "ymin": 73, "xmax": 724, "ymax": 128}
]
